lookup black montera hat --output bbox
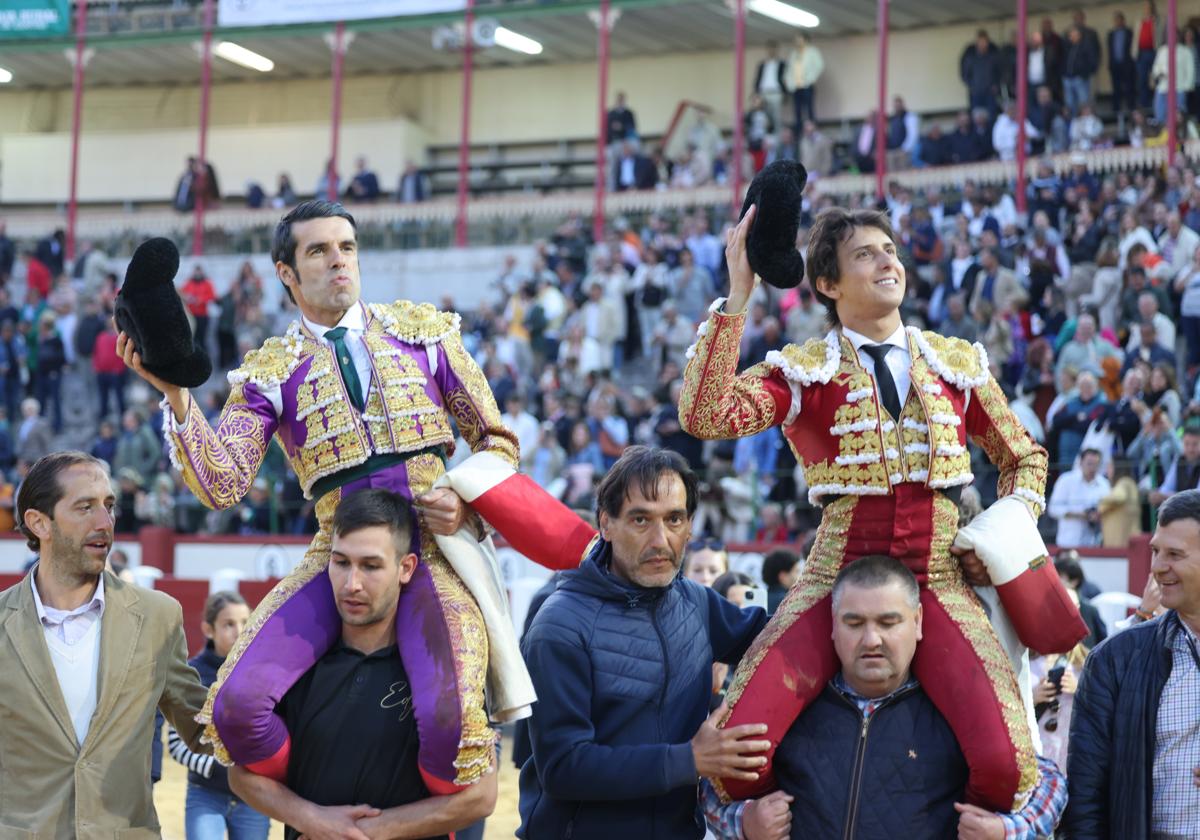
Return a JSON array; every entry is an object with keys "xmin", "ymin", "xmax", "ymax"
[
  {"xmin": 114, "ymin": 238, "xmax": 213, "ymax": 388},
  {"xmin": 739, "ymin": 159, "xmax": 809, "ymax": 289}
]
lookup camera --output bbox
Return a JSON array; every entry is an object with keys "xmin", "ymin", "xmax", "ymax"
[{"xmin": 1044, "ymin": 664, "xmax": 1066, "ymax": 733}]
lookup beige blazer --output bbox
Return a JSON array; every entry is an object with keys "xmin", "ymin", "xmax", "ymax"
[{"xmin": 0, "ymin": 570, "xmax": 209, "ymax": 840}]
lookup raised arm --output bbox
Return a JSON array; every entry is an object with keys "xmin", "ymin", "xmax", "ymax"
[
  {"xmin": 163, "ymin": 383, "xmax": 279, "ymax": 511},
  {"xmin": 679, "ymin": 207, "xmax": 794, "ymax": 441},
  {"xmin": 120, "ymin": 329, "xmax": 281, "ymax": 511}
]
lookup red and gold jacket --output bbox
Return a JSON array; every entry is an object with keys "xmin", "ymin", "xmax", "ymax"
[{"xmin": 679, "ymin": 302, "xmax": 1047, "ymax": 514}]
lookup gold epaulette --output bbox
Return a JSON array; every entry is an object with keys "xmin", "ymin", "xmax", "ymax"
[
  {"xmin": 227, "ymin": 327, "xmax": 304, "ymax": 390},
  {"xmin": 910, "ymin": 328, "xmax": 989, "ymax": 390},
  {"xmin": 369, "ymin": 300, "xmax": 463, "ymax": 346},
  {"xmin": 763, "ymin": 331, "xmax": 841, "ymax": 386}
]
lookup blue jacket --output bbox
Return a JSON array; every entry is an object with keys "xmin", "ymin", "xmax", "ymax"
[
  {"xmin": 1063, "ymin": 612, "xmax": 1181, "ymax": 838},
  {"xmin": 517, "ymin": 541, "xmax": 768, "ymax": 840},
  {"xmin": 776, "ymin": 681, "xmax": 966, "ymax": 839}
]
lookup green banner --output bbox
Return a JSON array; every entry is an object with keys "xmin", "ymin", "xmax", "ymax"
[{"xmin": 0, "ymin": 0, "xmax": 69, "ymax": 39}]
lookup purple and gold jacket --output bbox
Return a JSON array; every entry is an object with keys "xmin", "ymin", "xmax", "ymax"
[{"xmin": 165, "ymin": 300, "xmax": 518, "ymax": 510}]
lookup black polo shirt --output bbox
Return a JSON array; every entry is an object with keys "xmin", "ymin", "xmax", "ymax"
[{"xmin": 278, "ymin": 640, "xmax": 447, "ymax": 840}]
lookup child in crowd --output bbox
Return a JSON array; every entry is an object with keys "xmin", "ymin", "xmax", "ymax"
[{"xmin": 167, "ymin": 592, "xmax": 268, "ymax": 840}]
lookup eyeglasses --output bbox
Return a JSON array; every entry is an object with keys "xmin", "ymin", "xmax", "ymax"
[{"xmin": 687, "ymin": 537, "xmax": 726, "ymax": 551}]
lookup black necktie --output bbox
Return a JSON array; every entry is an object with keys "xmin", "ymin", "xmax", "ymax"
[{"xmin": 863, "ymin": 344, "xmax": 902, "ymax": 421}]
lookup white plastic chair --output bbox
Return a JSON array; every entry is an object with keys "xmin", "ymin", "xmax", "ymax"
[
  {"xmin": 209, "ymin": 568, "xmax": 247, "ymax": 595},
  {"xmin": 1090, "ymin": 591, "xmax": 1142, "ymax": 635},
  {"xmin": 129, "ymin": 565, "xmax": 164, "ymax": 590}
]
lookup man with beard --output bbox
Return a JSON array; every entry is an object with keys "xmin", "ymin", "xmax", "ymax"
[
  {"xmin": 0, "ymin": 451, "xmax": 210, "ymax": 837},
  {"xmin": 231, "ymin": 489, "xmax": 497, "ymax": 840},
  {"xmin": 518, "ymin": 446, "xmax": 772, "ymax": 839}
]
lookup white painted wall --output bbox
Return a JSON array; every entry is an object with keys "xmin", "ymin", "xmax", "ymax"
[{"xmin": 0, "ymin": 2, "xmax": 1136, "ymax": 204}]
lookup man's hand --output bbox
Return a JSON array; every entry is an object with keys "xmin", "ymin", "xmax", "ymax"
[
  {"xmin": 295, "ymin": 804, "xmax": 381, "ymax": 840},
  {"xmin": 953, "ymin": 802, "xmax": 1005, "ymax": 840},
  {"xmin": 691, "ymin": 702, "xmax": 771, "ymax": 781},
  {"xmin": 1059, "ymin": 666, "xmax": 1078, "ymax": 694},
  {"xmin": 951, "ymin": 545, "xmax": 993, "ymax": 588},
  {"xmin": 116, "ymin": 328, "xmax": 177, "ymax": 397},
  {"xmin": 414, "ymin": 487, "xmax": 470, "ymax": 536},
  {"xmin": 743, "ymin": 790, "xmax": 793, "ymax": 840},
  {"xmin": 1139, "ymin": 573, "xmax": 1162, "ymax": 616},
  {"xmin": 116, "ymin": 328, "xmax": 189, "ymax": 422},
  {"xmin": 724, "ymin": 204, "xmax": 758, "ymax": 316},
  {"xmin": 1033, "ymin": 677, "xmax": 1058, "ymax": 705}
]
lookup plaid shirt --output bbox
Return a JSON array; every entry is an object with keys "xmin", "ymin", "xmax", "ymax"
[
  {"xmin": 701, "ymin": 676, "xmax": 1068, "ymax": 840},
  {"xmin": 1151, "ymin": 617, "xmax": 1200, "ymax": 836}
]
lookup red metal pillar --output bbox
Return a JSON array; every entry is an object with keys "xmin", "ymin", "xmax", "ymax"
[
  {"xmin": 455, "ymin": 0, "xmax": 475, "ymax": 247},
  {"xmin": 1015, "ymin": 0, "xmax": 1028, "ymax": 214},
  {"xmin": 193, "ymin": 0, "xmax": 215, "ymax": 257},
  {"xmin": 592, "ymin": 0, "xmax": 612, "ymax": 245},
  {"xmin": 1167, "ymin": 0, "xmax": 1178, "ymax": 166},
  {"xmin": 65, "ymin": 0, "xmax": 89, "ymax": 262},
  {"xmin": 328, "ymin": 21, "xmax": 347, "ymax": 202},
  {"xmin": 874, "ymin": 0, "xmax": 888, "ymax": 199},
  {"xmin": 732, "ymin": 0, "xmax": 747, "ymax": 210}
]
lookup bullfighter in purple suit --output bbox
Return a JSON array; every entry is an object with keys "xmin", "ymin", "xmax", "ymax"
[{"xmin": 117, "ymin": 200, "xmax": 519, "ymax": 794}]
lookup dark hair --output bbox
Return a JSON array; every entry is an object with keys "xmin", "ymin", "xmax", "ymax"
[
  {"xmin": 203, "ymin": 590, "xmax": 247, "ymax": 626},
  {"xmin": 1079, "ymin": 448, "xmax": 1102, "ymax": 461},
  {"xmin": 595, "ymin": 445, "xmax": 699, "ymax": 521},
  {"xmin": 831, "ymin": 555, "xmax": 919, "ymax": 610},
  {"xmin": 16, "ymin": 451, "xmax": 107, "ymax": 552},
  {"xmin": 1053, "ymin": 554, "xmax": 1085, "ymax": 588},
  {"xmin": 805, "ymin": 207, "xmax": 897, "ymax": 327},
  {"xmin": 331, "ymin": 488, "xmax": 414, "ymax": 560},
  {"xmin": 1157, "ymin": 488, "xmax": 1200, "ymax": 530},
  {"xmin": 713, "ymin": 571, "xmax": 754, "ymax": 600},
  {"xmin": 762, "ymin": 549, "xmax": 800, "ymax": 588},
  {"xmin": 271, "ymin": 199, "xmax": 358, "ymax": 304}
]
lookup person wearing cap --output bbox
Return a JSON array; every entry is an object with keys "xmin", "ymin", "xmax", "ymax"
[
  {"xmin": 118, "ymin": 199, "xmax": 523, "ymax": 796},
  {"xmin": 679, "ymin": 205, "xmax": 1086, "ymax": 812}
]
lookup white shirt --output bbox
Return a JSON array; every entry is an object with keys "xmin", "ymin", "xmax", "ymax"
[
  {"xmin": 1047, "ymin": 469, "xmax": 1111, "ymax": 547},
  {"xmin": 31, "ymin": 572, "xmax": 105, "ymax": 746},
  {"xmin": 841, "ymin": 324, "xmax": 913, "ymax": 408},
  {"xmin": 1028, "ymin": 48, "xmax": 1046, "ymax": 85},
  {"xmin": 31, "ymin": 569, "xmax": 105, "ymax": 645},
  {"xmin": 302, "ymin": 302, "xmax": 374, "ymax": 402}
]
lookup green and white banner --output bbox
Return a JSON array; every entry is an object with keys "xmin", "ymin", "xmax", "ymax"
[
  {"xmin": 218, "ymin": 0, "xmax": 465, "ymax": 27},
  {"xmin": 0, "ymin": 0, "xmax": 70, "ymax": 39}
]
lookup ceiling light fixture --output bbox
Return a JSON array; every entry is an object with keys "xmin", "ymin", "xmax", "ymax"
[
  {"xmin": 494, "ymin": 26, "xmax": 543, "ymax": 55},
  {"xmin": 214, "ymin": 41, "xmax": 275, "ymax": 72},
  {"xmin": 747, "ymin": 0, "xmax": 819, "ymax": 28},
  {"xmin": 0, "ymin": 67, "xmax": 12, "ymax": 84}
]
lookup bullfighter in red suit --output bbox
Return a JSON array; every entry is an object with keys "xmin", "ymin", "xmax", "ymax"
[{"xmin": 679, "ymin": 205, "xmax": 1087, "ymax": 811}]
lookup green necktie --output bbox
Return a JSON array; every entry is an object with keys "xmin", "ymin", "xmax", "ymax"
[{"xmin": 324, "ymin": 326, "xmax": 365, "ymax": 411}]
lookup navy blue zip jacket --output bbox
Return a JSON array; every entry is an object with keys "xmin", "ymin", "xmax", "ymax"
[{"xmin": 517, "ymin": 540, "xmax": 769, "ymax": 840}]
